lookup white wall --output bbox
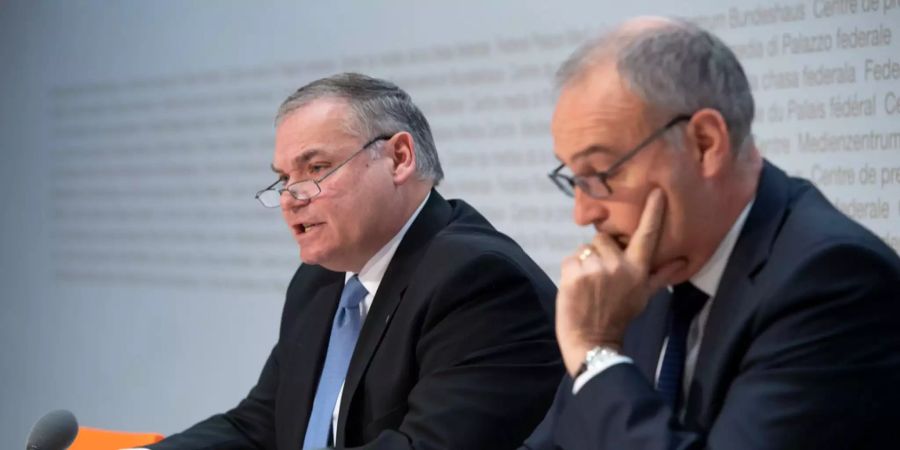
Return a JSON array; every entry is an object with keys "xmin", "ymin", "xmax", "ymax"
[{"xmin": 1, "ymin": 1, "xmax": 897, "ymax": 447}]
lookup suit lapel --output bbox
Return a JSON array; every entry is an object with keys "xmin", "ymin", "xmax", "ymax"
[
  {"xmin": 684, "ymin": 161, "xmax": 791, "ymax": 429},
  {"xmin": 282, "ymin": 270, "xmax": 344, "ymax": 449},
  {"xmin": 334, "ymin": 190, "xmax": 453, "ymax": 446}
]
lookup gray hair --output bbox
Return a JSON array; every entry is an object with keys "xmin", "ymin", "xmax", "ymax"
[
  {"xmin": 556, "ymin": 18, "xmax": 755, "ymax": 153},
  {"xmin": 276, "ymin": 72, "xmax": 444, "ymax": 185}
]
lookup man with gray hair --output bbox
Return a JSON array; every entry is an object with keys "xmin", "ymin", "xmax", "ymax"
[
  {"xmin": 523, "ymin": 16, "xmax": 900, "ymax": 449},
  {"xmin": 148, "ymin": 73, "xmax": 562, "ymax": 449}
]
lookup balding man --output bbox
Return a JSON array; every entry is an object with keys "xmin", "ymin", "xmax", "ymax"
[{"xmin": 524, "ymin": 17, "xmax": 900, "ymax": 450}]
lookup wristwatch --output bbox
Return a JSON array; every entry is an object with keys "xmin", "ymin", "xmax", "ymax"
[{"xmin": 574, "ymin": 346, "xmax": 622, "ymax": 377}]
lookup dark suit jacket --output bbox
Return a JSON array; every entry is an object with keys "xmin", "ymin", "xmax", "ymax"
[
  {"xmin": 150, "ymin": 191, "xmax": 563, "ymax": 449},
  {"xmin": 524, "ymin": 162, "xmax": 900, "ymax": 449}
]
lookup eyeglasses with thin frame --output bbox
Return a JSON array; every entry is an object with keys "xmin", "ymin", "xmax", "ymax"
[
  {"xmin": 255, "ymin": 134, "xmax": 394, "ymax": 208},
  {"xmin": 548, "ymin": 115, "xmax": 692, "ymax": 199}
]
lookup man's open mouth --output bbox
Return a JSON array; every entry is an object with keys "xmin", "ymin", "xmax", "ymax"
[{"xmin": 295, "ymin": 223, "xmax": 323, "ymax": 234}]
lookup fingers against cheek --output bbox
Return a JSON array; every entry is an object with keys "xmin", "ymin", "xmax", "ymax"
[{"xmin": 626, "ymin": 188, "xmax": 667, "ymax": 267}]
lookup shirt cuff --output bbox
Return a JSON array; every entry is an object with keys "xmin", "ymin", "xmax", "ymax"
[{"xmin": 572, "ymin": 355, "xmax": 633, "ymax": 394}]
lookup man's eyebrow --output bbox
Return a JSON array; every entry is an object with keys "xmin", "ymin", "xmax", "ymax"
[
  {"xmin": 271, "ymin": 148, "xmax": 327, "ymax": 175},
  {"xmin": 569, "ymin": 144, "xmax": 616, "ymax": 162},
  {"xmin": 293, "ymin": 148, "xmax": 325, "ymax": 165}
]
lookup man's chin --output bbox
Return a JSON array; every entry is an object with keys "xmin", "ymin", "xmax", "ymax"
[
  {"xmin": 651, "ymin": 257, "xmax": 691, "ymax": 285},
  {"xmin": 298, "ymin": 248, "xmax": 324, "ymax": 267},
  {"xmin": 300, "ymin": 250, "xmax": 355, "ymax": 273}
]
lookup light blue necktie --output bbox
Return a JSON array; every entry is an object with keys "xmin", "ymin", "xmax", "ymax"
[{"xmin": 303, "ymin": 275, "xmax": 367, "ymax": 449}]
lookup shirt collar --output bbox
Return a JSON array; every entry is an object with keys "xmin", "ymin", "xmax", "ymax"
[
  {"xmin": 689, "ymin": 198, "xmax": 755, "ymax": 298},
  {"xmin": 345, "ymin": 192, "xmax": 431, "ymax": 301}
]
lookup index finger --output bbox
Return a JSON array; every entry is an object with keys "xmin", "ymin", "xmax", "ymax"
[{"xmin": 625, "ymin": 188, "xmax": 667, "ymax": 267}]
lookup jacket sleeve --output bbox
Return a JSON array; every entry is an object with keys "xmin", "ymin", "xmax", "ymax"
[{"xmin": 146, "ymin": 344, "xmax": 280, "ymax": 450}]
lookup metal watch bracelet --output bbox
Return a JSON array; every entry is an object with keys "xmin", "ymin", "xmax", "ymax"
[{"xmin": 574, "ymin": 346, "xmax": 621, "ymax": 377}]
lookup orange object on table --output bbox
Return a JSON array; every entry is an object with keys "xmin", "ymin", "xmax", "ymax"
[{"xmin": 68, "ymin": 426, "xmax": 164, "ymax": 450}]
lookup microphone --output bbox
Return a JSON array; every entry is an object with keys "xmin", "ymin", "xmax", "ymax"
[{"xmin": 26, "ymin": 409, "xmax": 78, "ymax": 450}]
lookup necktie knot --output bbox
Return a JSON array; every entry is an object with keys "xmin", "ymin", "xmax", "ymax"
[
  {"xmin": 340, "ymin": 275, "xmax": 367, "ymax": 310},
  {"xmin": 671, "ymin": 282, "xmax": 709, "ymax": 320}
]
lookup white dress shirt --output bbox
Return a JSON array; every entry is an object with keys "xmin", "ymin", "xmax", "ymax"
[{"xmin": 573, "ymin": 199, "xmax": 755, "ymax": 410}]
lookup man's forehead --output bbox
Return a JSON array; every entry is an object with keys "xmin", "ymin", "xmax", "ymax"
[
  {"xmin": 275, "ymin": 100, "xmax": 354, "ymax": 142},
  {"xmin": 552, "ymin": 73, "xmax": 646, "ymax": 163},
  {"xmin": 282, "ymin": 97, "xmax": 351, "ymax": 123},
  {"xmin": 273, "ymin": 101, "xmax": 358, "ymax": 168},
  {"xmin": 555, "ymin": 65, "xmax": 637, "ymax": 114}
]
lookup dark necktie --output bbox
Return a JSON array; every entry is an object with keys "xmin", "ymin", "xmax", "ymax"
[
  {"xmin": 656, "ymin": 282, "xmax": 709, "ymax": 411},
  {"xmin": 303, "ymin": 275, "xmax": 367, "ymax": 449}
]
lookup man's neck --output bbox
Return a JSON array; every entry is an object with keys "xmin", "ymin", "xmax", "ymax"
[
  {"xmin": 350, "ymin": 189, "xmax": 431, "ymax": 281},
  {"xmin": 685, "ymin": 148, "xmax": 762, "ymax": 284},
  {"xmin": 343, "ymin": 184, "xmax": 432, "ymax": 273}
]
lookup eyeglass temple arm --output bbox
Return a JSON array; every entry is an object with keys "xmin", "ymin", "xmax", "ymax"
[{"xmin": 605, "ymin": 114, "xmax": 693, "ymax": 175}]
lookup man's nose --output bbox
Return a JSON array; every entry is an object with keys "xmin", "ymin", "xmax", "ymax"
[
  {"xmin": 573, "ymin": 188, "xmax": 609, "ymax": 227},
  {"xmin": 280, "ymin": 190, "xmax": 311, "ymax": 210}
]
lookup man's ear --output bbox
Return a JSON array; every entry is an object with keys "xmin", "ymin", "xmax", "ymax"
[
  {"xmin": 684, "ymin": 108, "xmax": 732, "ymax": 178},
  {"xmin": 386, "ymin": 131, "xmax": 417, "ymax": 184}
]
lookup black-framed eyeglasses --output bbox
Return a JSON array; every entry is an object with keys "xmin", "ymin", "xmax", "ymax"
[
  {"xmin": 255, "ymin": 134, "xmax": 394, "ymax": 208},
  {"xmin": 548, "ymin": 115, "xmax": 692, "ymax": 199}
]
